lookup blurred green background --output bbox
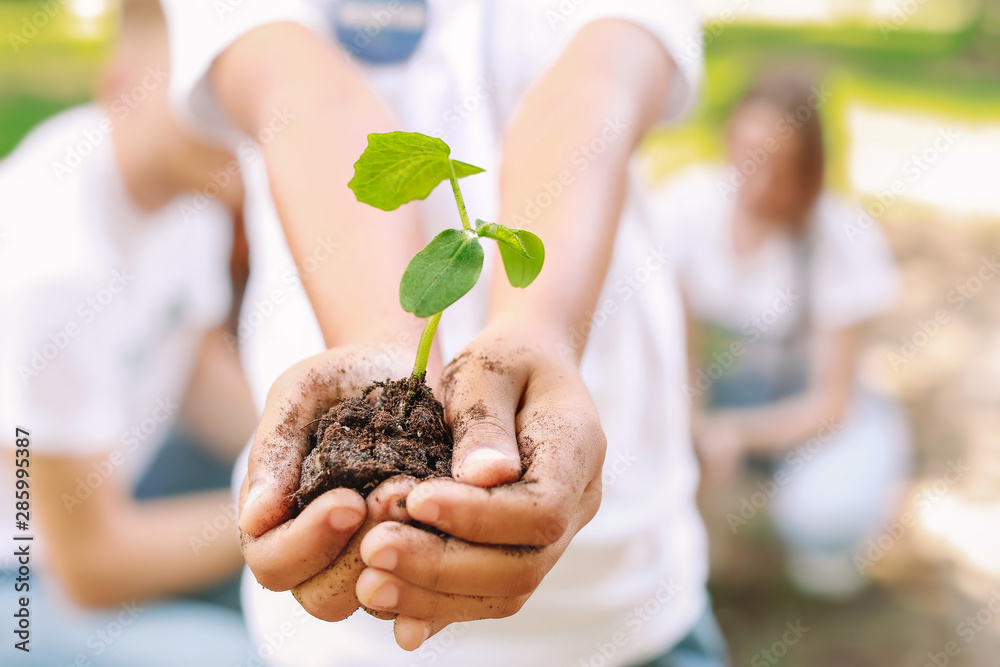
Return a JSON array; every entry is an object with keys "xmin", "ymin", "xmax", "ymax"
[
  {"xmin": 0, "ymin": 0, "xmax": 115, "ymax": 156},
  {"xmin": 2, "ymin": 0, "xmax": 999, "ymax": 219}
]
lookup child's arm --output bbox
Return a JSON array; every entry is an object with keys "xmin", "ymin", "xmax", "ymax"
[
  {"xmin": 211, "ymin": 22, "xmax": 427, "ymax": 353},
  {"xmin": 34, "ymin": 454, "xmax": 243, "ymax": 607},
  {"xmin": 209, "ymin": 25, "xmax": 435, "ymax": 561}
]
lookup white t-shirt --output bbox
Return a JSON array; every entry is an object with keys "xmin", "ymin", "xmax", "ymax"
[
  {"xmin": 0, "ymin": 106, "xmax": 234, "ymax": 571},
  {"xmin": 656, "ymin": 165, "xmax": 899, "ymax": 339},
  {"xmin": 161, "ymin": 2, "xmax": 707, "ymax": 665}
]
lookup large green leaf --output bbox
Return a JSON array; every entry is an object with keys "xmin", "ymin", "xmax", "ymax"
[
  {"xmin": 400, "ymin": 229, "xmax": 484, "ymax": 317},
  {"xmin": 348, "ymin": 132, "xmax": 484, "ymax": 211}
]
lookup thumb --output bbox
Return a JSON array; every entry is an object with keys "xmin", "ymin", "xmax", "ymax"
[
  {"xmin": 240, "ymin": 344, "xmax": 408, "ymax": 535},
  {"xmin": 443, "ymin": 359, "xmax": 523, "ymax": 487},
  {"xmin": 240, "ymin": 372, "xmax": 334, "ymax": 535},
  {"xmin": 239, "ymin": 413, "xmax": 309, "ymax": 536}
]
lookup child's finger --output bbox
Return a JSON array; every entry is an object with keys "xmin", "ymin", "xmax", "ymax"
[
  {"xmin": 291, "ymin": 475, "xmax": 416, "ymax": 622},
  {"xmin": 359, "ymin": 520, "xmax": 565, "ymax": 597},
  {"xmin": 440, "ymin": 352, "xmax": 525, "ymax": 487},
  {"xmin": 238, "ymin": 346, "xmax": 380, "ymax": 536},
  {"xmin": 355, "ymin": 568, "xmax": 528, "ymax": 625},
  {"xmin": 241, "ymin": 487, "xmax": 366, "ymax": 592},
  {"xmin": 393, "ymin": 616, "xmax": 450, "ymax": 652}
]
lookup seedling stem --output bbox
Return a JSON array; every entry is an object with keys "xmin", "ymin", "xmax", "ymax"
[
  {"xmin": 448, "ymin": 161, "xmax": 473, "ymax": 232},
  {"xmin": 412, "ymin": 311, "xmax": 441, "ymax": 379}
]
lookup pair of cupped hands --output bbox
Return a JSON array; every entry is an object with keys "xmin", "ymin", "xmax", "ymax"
[{"xmin": 237, "ymin": 324, "xmax": 607, "ymax": 650}]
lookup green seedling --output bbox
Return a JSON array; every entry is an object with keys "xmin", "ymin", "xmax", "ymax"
[{"xmin": 349, "ymin": 131, "xmax": 545, "ymax": 379}]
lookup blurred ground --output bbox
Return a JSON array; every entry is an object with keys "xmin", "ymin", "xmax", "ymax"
[{"xmin": 700, "ymin": 211, "xmax": 1000, "ymax": 667}]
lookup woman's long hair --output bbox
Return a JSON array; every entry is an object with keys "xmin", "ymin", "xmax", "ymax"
[{"xmin": 732, "ymin": 70, "xmax": 826, "ymax": 231}]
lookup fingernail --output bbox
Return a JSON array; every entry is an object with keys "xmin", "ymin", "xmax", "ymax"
[
  {"xmin": 370, "ymin": 548, "xmax": 398, "ymax": 571},
  {"xmin": 410, "ymin": 499, "xmax": 439, "ymax": 523},
  {"xmin": 420, "ymin": 622, "xmax": 432, "ymax": 644},
  {"xmin": 460, "ymin": 448, "xmax": 513, "ymax": 472},
  {"xmin": 238, "ymin": 485, "xmax": 264, "ymax": 533},
  {"xmin": 457, "ymin": 449, "xmax": 519, "ymax": 484},
  {"xmin": 329, "ymin": 506, "xmax": 362, "ymax": 531},
  {"xmin": 239, "ymin": 485, "xmax": 264, "ymax": 529},
  {"xmin": 244, "ymin": 484, "xmax": 264, "ymax": 511},
  {"xmin": 369, "ymin": 583, "xmax": 398, "ymax": 609}
]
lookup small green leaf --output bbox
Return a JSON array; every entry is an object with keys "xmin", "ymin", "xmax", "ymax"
[
  {"xmin": 400, "ymin": 229, "xmax": 484, "ymax": 317},
  {"xmin": 475, "ymin": 220, "xmax": 530, "ymax": 258},
  {"xmin": 494, "ymin": 226, "xmax": 545, "ymax": 289},
  {"xmin": 348, "ymin": 132, "xmax": 485, "ymax": 211}
]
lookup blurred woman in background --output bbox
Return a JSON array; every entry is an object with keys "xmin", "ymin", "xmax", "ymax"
[{"xmin": 655, "ymin": 71, "xmax": 912, "ymax": 597}]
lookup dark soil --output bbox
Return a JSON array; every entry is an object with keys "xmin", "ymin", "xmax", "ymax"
[{"xmin": 294, "ymin": 376, "xmax": 453, "ymax": 509}]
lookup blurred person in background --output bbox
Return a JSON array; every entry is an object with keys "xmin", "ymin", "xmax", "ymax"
[
  {"xmin": 655, "ymin": 71, "xmax": 912, "ymax": 598},
  {"xmin": 0, "ymin": 1, "xmax": 256, "ymax": 664}
]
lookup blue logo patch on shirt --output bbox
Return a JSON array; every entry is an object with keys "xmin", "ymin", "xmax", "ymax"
[{"xmin": 333, "ymin": 0, "xmax": 428, "ymax": 65}]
